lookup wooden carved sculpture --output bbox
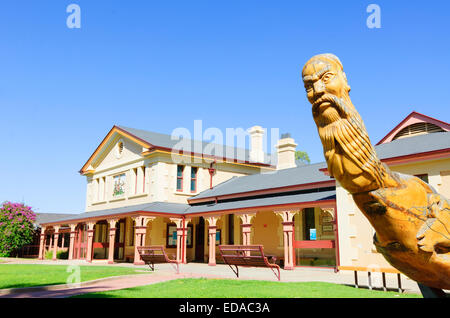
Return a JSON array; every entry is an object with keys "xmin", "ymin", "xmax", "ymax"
[{"xmin": 302, "ymin": 54, "xmax": 450, "ymax": 294}]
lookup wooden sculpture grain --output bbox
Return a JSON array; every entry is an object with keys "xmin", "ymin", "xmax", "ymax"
[{"xmin": 302, "ymin": 54, "xmax": 450, "ymax": 291}]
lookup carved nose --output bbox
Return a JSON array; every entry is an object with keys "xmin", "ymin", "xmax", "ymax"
[{"xmin": 313, "ymin": 81, "xmax": 325, "ymax": 99}]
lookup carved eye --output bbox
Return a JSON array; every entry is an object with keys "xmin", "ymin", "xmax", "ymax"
[
  {"xmin": 305, "ymin": 84, "xmax": 313, "ymax": 92},
  {"xmin": 322, "ymin": 72, "xmax": 334, "ymax": 83}
]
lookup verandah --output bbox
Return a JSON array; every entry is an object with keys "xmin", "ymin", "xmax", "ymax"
[{"xmin": 38, "ymin": 205, "xmax": 338, "ymax": 270}]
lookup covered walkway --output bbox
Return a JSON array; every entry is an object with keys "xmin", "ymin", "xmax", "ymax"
[{"xmin": 38, "ymin": 186, "xmax": 339, "ymax": 271}]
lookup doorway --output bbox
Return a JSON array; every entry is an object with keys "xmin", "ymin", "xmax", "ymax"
[
  {"xmin": 195, "ymin": 217, "xmax": 205, "ymax": 262},
  {"xmin": 114, "ymin": 219, "xmax": 126, "ymax": 260},
  {"xmin": 293, "ymin": 208, "xmax": 337, "ymax": 268},
  {"xmin": 74, "ymin": 224, "xmax": 87, "ymax": 259}
]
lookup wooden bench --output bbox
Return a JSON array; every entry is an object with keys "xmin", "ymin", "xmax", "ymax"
[
  {"xmin": 218, "ymin": 245, "xmax": 281, "ymax": 281},
  {"xmin": 137, "ymin": 246, "xmax": 180, "ymax": 273},
  {"xmin": 338, "ymin": 266, "xmax": 403, "ymax": 292}
]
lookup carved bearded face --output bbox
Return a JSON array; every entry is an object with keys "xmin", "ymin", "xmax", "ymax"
[
  {"xmin": 301, "ymin": 54, "xmax": 388, "ymax": 192},
  {"xmin": 302, "ymin": 56, "xmax": 352, "ymax": 126}
]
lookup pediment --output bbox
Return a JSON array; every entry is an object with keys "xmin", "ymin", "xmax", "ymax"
[
  {"xmin": 80, "ymin": 126, "xmax": 152, "ymax": 174},
  {"xmin": 376, "ymin": 112, "xmax": 450, "ymax": 145}
]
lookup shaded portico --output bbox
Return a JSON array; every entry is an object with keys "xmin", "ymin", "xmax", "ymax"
[
  {"xmin": 39, "ymin": 189, "xmax": 339, "ymax": 271},
  {"xmin": 38, "ymin": 202, "xmax": 192, "ymax": 265},
  {"xmin": 186, "ymin": 187, "xmax": 338, "ymax": 270}
]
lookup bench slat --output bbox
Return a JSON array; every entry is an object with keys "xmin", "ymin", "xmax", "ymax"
[
  {"xmin": 219, "ymin": 245, "xmax": 280, "ymax": 281},
  {"xmin": 338, "ymin": 266, "xmax": 403, "ymax": 293},
  {"xmin": 338, "ymin": 266, "xmax": 400, "ymax": 274},
  {"xmin": 137, "ymin": 245, "xmax": 180, "ymax": 273}
]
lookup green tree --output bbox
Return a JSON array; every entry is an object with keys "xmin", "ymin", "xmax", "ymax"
[
  {"xmin": 0, "ymin": 202, "xmax": 36, "ymax": 257},
  {"xmin": 295, "ymin": 150, "xmax": 310, "ymax": 164}
]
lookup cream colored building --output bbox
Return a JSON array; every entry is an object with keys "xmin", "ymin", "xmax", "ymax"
[
  {"xmin": 81, "ymin": 125, "xmax": 273, "ymax": 211},
  {"xmin": 38, "ymin": 112, "xmax": 449, "ymax": 274}
]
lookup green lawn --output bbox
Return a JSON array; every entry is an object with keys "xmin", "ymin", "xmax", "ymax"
[
  {"xmin": 0, "ymin": 264, "xmax": 150, "ymax": 289},
  {"xmin": 73, "ymin": 278, "xmax": 422, "ymax": 298}
]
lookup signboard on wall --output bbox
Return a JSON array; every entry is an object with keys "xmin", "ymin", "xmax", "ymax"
[
  {"xmin": 166, "ymin": 224, "xmax": 193, "ymax": 248},
  {"xmin": 208, "ymin": 229, "xmax": 222, "ymax": 246},
  {"xmin": 309, "ymin": 229, "xmax": 316, "ymax": 240}
]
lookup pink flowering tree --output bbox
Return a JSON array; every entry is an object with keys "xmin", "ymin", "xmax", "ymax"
[{"xmin": 0, "ymin": 202, "xmax": 36, "ymax": 257}]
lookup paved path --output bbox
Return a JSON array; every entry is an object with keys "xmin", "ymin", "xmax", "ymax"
[
  {"xmin": 0, "ymin": 258, "xmax": 423, "ymax": 297},
  {"xmin": 1, "ymin": 272, "xmax": 222, "ymax": 298}
]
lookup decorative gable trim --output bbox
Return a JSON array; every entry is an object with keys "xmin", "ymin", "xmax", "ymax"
[
  {"xmin": 79, "ymin": 126, "xmax": 154, "ymax": 175},
  {"xmin": 80, "ymin": 125, "xmax": 276, "ymax": 176},
  {"xmin": 376, "ymin": 111, "xmax": 450, "ymax": 145}
]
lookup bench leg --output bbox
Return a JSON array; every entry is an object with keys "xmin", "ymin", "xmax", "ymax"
[
  {"xmin": 397, "ymin": 274, "xmax": 402, "ymax": 293},
  {"xmin": 223, "ymin": 260, "xmax": 239, "ymax": 278},
  {"xmin": 354, "ymin": 271, "xmax": 358, "ymax": 288},
  {"xmin": 270, "ymin": 267, "xmax": 281, "ymax": 281},
  {"xmin": 368, "ymin": 272, "xmax": 372, "ymax": 290},
  {"xmin": 382, "ymin": 272, "xmax": 387, "ymax": 292},
  {"xmin": 168, "ymin": 262, "xmax": 179, "ymax": 274},
  {"xmin": 417, "ymin": 283, "xmax": 446, "ymax": 298}
]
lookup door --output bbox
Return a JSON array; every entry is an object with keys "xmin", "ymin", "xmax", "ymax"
[
  {"xmin": 195, "ymin": 217, "xmax": 205, "ymax": 262},
  {"xmin": 293, "ymin": 208, "xmax": 336, "ymax": 267},
  {"xmin": 114, "ymin": 219, "xmax": 125, "ymax": 260},
  {"xmin": 304, "ymin": 208, "xmax": 316, "ymax": 240},
  {"xmin": 92, "ymin": 222, "xmax": 108, "ymax": 259},
  {"xmin": 74, "ymin": 224, "xmax": 87, "ymax": 259}
]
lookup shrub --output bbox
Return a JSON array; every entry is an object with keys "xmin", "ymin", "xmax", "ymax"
[
  {"xmin": 44, "ymin": 250, "xmax": 69, "ymax": 259},
  {"xmin": 45, "ymin": 250, "xmax": 53, "ymax": 259},
  {"xmin": 57, "ymin": 250, "xmax": 68, "ymax": 259},
  {"xmin": 0, "ymin": 202, "xmax": 36, "ymax": 257}
]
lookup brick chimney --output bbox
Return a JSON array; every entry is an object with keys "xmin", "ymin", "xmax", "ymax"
[
  {"xmin": 248, "ymin": 126, "xmax": 265, "ymax": 163},
  {"xmin": 276, "ymin": 133, "xmax": 297, "ymax": 170}
]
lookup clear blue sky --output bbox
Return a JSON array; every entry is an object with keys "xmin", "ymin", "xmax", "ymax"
[{"xmin": 0, "ymin": 1, "xmax": 449, "ymax": 214}]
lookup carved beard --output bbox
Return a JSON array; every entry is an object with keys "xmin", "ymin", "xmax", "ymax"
[{"xmin": 313, "ymin": 94, "xmax": 388, "ymax": 188}]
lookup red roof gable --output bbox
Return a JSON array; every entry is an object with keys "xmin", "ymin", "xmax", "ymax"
[{"xmin": 376, "ymin": 111, "xmax": 450, "ymax": 145}]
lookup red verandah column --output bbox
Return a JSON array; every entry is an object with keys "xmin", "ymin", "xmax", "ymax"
[
  {"xmin": 238, "ymin": 213, "xmax": 256, "ymax": 256},
  {"xmin": 52, "ymin": 226, "xmax": 60, "ymax": 261},
  {"xmin": 182, "ymin": 218, "xmax": 190, "ymax": 264},
  {"xmin": 68, "ymin": 224, "xmax": 77, "ymax": 260},
  {"xmin": 170, "ymin": 217, "xmax": 190, "ymax": 264},
  {"xmin": 132, "ymin": 216, "xmax": 145, "ymax": 265},
  {"xmin": 321, "ymin": 207, "xmax": 339, "ymax": 271},
  {"xmin": 86, "ymin": 222, "xmax": 96, "ymax": 263},
  {"xmin": 132, "ymin": 216, "xmax": 155, "ymax": 265},
  {"xmin": 206, "ymin": 216, "xmax": 220, "ymax": 266},
  {"xmin": 108, "ymin": 219, "xmax": 119, "ymax": 264},
  {"xmin": 61, "ymin": 234, "xmax": 65, "ymax": 251},
  {"xmin": 38, "ymin": 227, "xmax": 47, "ymax": 260},
  {"xmin": 275, "ymin": 210, "xmax": 297, "ymax": 270}
]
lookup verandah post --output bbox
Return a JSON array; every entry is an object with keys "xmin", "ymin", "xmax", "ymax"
[
  {"xmin": 38, "ymin": 227, "xmax": 46, "ymax": 260},
  {"xmin": 108, "ymin": 219, "xmax": 119, "ymax": 264},
  {"xmin": 206, "ymin": 215, "xmax": 220, "ymax": 266},
  {"xmin": 238, "ymin": 213, "xmax": 256, "ymax": 256},
  {"xmin": 132, "ymin": 216, "xmax": 144, "ymax": 265},
  {"xmin": 86, "ymin": 222, "xmax": 96, "ymax": 263},
  {"xmin": 68, "ymin": 224, "xmax": 77, "ymax": 260},
  {"xmin": 183, "ymin": 218, "xmax": 191, "ymax": 264},
  {"xmin": 52, "ymin": 226, "xmax": 60, "ymax": 261},
  {"xmin": 170, "ymin": 218, "xmax": 184, "ymax": 263},
  {"xmin": 132, "ymin": 216, "xmax": 155, "ymax": 265},
  {"xmin": 275, "ymin": 210, "xmax": 297, "ymax": 270}
]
